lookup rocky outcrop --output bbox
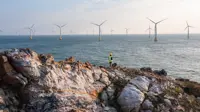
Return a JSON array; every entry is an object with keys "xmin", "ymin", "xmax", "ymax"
[{"xmin": 0, "ymin": 48, "xmax": 200, "ymax": 112}]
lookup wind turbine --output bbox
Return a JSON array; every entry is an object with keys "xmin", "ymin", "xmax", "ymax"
[
  {"xmin": 125, "ymin": 28, "xmax": 130, "ymax": 36},
  {"xmin": 111, "ymin": 29, "xmax": 114, "ymax": 35},
  {"xmin": 55, "ymin": 24, "xmax": 66, "ymax": 40},
  {"xmin": 25, "ymin": 24, "xmax": 34, "ymax": 40},
  {"xmin": 146, "ymin": 25, "xmax": 152, "ymax": 38},
  {"xmin": 91, "ymin": 20, "xmax": 107, "ymax": 41},
  {"xmin": 147, "ymin": 18, "xmax": 167, "ymax": 42},
  {"xmin": 185, "ymin": 21, "xmax": 194, "ymax": 39}
]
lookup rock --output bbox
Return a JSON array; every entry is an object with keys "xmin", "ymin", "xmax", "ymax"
[
  {"xmin": 142, "ymin": 99, "xmax": 154, "ymax": 110},
  {"xmin": 0, "ymin": 55, "xmax": 8, "ymax": 63},
  {"xmin": 45, "ymin": 54, "xmax": 54, "ymax": 65},
  {"xmin": 66, "ymin": 56, "xmax": 76, "ymax": 63},
  {"xmin": 140, "ymin": 67, "xmax": 152, "ymax": 72},
  {"xmin": 175, "ymin": 105, "xmax": 185, "ymax": 111},
  {"xmin": 5, "ymin": 48, "xmax": 41, "ymax": 80},
  {"xmin": 101, "ymin": 90, "xmax": 108, "ymax": 103},
  {"xmin": 39, "ymin": 54, "xmax": 54, "ymax": 65},
  {"xmin": 0, "ymin": 62, "xmax": 15, "ymax": 80},
  {"xmin": 92, "ymin": 67, "xmax": 102, "ymax": 81},
  {"xmin": 176, "ymin": 78, "xmax": 190, "ymax": 82},
  {"xmin": 100, "ymin": 86, "xmax": 115, "ymax": 104},
  {"xmin": 164, "ymin": 99, "xmax": 172, "ymax": 107},
  {"xmin": 63, "ymin": 64, "xmax": 71, "ymax": 71},
  {"xmin": 0, "ymin": 60, "xmax": 27, "ymax": 86},
  {"xmin": 112, "ymin": 63, "xmax": 117, "ymax": 68},
  {"xmin": 104, "ymin": 106, "xmax": 117, "ymax": 112},
  {"xmin": 153, "ymin": 69, "xmax": 167, "ymax": 76},
  {"xmin": 118, "ymin": 84, "xmax": 145, "ymax": 112},
  {"xmin": 100, "ymin": 72, "xmax": 111, "ymax": 85},
  {"xmin": 0, "ymin": 88, "xmax": 20, "ymax": 112},
  {"xmin": 85, "ymin": 61, "xmax": 92, "ymax": 69},
  {"xmin": 140, "ymin": 110, "xmax": 152, "ymax": 112},
  {"xmin": 149, "ymin": 83, "xmax": 163, "ymax": 95},
  {"xmin": 129, "ymin": 76, "xmax": 150, "ymax": 92},
  {"xmin": 3, "ymin": 73, "xmax": 28, "ymax": 87}
]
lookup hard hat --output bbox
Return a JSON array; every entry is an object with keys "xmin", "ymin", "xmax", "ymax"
[{"xmin": 110, "ymin": 52, "xmax": 112, "ymax": 55}]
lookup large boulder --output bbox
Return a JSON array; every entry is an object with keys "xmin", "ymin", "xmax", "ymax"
[
  {"xmin": 0, "ymin": 55, "xmax": 27, "ymax": 87},
  {"xmin": 5, "ymin": 48, "xmax": 41, "ymax": 80},
  {"xmin": 118, "ymin": 84, "xmax": 145, "ymax": 112},
  {"xmin": 129, "ymin": 76, "xmax": 150, "ymax": 92}
]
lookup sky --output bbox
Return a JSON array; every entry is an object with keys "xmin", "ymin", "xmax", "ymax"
[{"xmin": 0, "ymin": 0, "xmax": 200, "ymax": 35}]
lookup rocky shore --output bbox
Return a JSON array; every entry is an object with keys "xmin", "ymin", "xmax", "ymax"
[{"xmin": 1, "ymin": 48, "xmax": 200, "ymax": 112}]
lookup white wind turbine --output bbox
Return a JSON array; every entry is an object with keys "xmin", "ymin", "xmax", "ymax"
[
  {"xmin": 147, "ymin": 18, "xmax": 167, "ymax": 42},
  {"xmin": 125, "ymin": 28, "xmax": 130, "ymax": 36},
  {"xmin": 185, "ymin": 21, "xmax": 194, "ymax": 39},
  {"xmin": 146, "ymin": 25, "xmax": 152, "ymax": 38},
  {"xmin": 111, "ymin": 29, "xmax": 114, "ymax": 35},
  {"xmin": 25, "ymin": 24, "xmax": 34, "ymax": 40},
  {"xmin": 91, "ymin": 20, "xmax": 107, "ymax": 41},
  {"xmin": 55, "ymin": 24, "xmax": 66, "ymax": 40}
]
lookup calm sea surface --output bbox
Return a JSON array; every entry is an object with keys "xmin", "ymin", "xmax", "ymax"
[{"xmin": 0, "ymin": 34, "xmax": 200, "ymax": 82}]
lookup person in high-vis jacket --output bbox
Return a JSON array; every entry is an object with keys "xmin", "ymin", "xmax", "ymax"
[{"xmin": 108, "ymin": 53, "xmax": 113, "ymax": 67}]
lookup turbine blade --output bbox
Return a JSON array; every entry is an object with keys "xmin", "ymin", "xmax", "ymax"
[
  {"xmin": 186, "ymin": 21, "xmax": 189, "ymax": 26},
  {"xmin": 189, "ymin": 26, "xmax": 195, "ymax": 28},
  {"xmin": 100, "ymin": 20, "xmax": 107, "ymax": 26},
  {"xmin": 157, "ymin": 18, "xmax": 167, "ymax": 24},
  {"xmin": 54, "ymin": 24, "xmax": 61, "ymax": 28},
  {"xmin": 61, "ymin": 24, "xmax": 66, "ymax": 27},
  {"xmin": 184, "ymin": 26, "xmax": 188, "ymax": 31},
  {"xmin": 31, "ymin": 24, "xmax": 35, "ymax": 28},
  {"xmin": 25, "ymin": 27, "xmax": 31, "ymax": 30},
  {"xmin": 91, "ymin": 23, "xmax": 99, "ymax": 26},
  {"xmin": 146, "ymin": 17, "xmax": 156, "ymax": 24}
]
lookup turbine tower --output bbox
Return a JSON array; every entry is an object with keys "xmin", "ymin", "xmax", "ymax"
[
  {"xmin": 185, "ymin": 21, "xmax": 194, "ymax": 39},
  {"xmin": 147, "ymin": 18, "xmax": 167, "ymax": 42},
  {"xmin": 91, "ymin": 20, "xmax": 107, "ymax": 41},
  {"xmin": 111, "ymin": 29, "xmax": 114, "ymax": 35},
  {"xmin": 25, "ymin": 24, "xmax": 34, "ymax": 40},
  {"xmin": 55, "ymin": 24, "xmax": 66, "ymax": 40},
  {"xmin": 125, "ymin": 28, "xmax": 130, "ymax": 36},
  {"xmin": 146, "ymin": 25, "xmax": 152, "ymax": 38}
]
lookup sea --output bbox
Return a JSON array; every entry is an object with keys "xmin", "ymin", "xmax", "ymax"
[{"xmin": 0, "ymin": 34, "xmax": 200, "ymax": 82}]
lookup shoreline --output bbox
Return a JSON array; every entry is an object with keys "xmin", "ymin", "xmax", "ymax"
[{"xmin": 0, "ymin": 48, "xmax": 200, "ymax": 112}]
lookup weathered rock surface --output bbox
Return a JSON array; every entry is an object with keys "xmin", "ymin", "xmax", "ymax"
[{"xmin": 0, "ymin": 48, "xmax": 200, "ymax": 112}]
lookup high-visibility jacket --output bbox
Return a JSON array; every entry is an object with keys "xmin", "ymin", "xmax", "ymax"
[{"xmin": 108, "ymin": 56, "xmax": 113, "ymax": 63}]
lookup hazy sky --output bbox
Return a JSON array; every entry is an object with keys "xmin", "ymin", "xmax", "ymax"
[{"xmin": 0, "ymin": 0, "xmax": 199, "ymax": 35}]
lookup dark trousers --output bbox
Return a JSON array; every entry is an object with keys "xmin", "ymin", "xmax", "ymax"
[{"xmin": 109, "ymin": 62, "xmax": 112, "ymax": 67}]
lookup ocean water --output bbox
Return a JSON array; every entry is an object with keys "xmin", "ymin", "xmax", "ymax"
[{"xmin": 0, "ymin": 34, "xmax": 200, "ymax": 82}]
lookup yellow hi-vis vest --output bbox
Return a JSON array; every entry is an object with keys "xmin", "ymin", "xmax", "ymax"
[{"xmin": 108, "ymin": 56, "xmax": 112, "ymax": 63}]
